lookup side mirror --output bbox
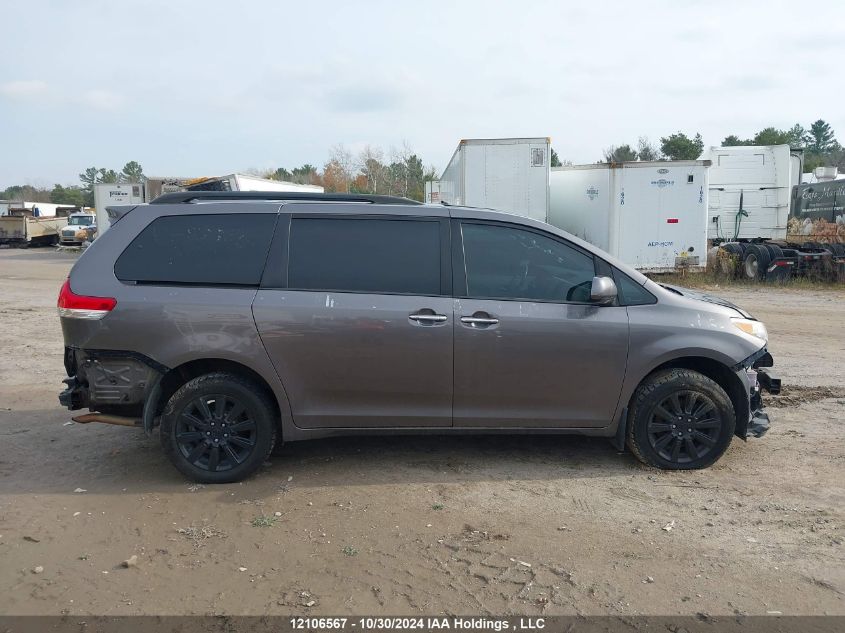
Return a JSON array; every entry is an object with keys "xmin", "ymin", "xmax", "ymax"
[{"xmin": 590, "ymin": 276, "xmax": 618, "ymax": 306}]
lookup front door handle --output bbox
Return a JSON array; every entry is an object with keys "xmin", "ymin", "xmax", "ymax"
[{"xmin": 460, "ymin": 316, "xmax": 499, "ymax": 326}]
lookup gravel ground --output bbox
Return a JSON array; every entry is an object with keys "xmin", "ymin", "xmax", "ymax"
[{"xmin": 0, "ymin": 248, "xmax": 842, "ymax": 616}]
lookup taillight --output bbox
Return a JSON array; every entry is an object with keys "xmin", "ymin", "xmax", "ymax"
[{"xmin": 57, "ymin": 279, "xmax": 116, "ymax": 320}]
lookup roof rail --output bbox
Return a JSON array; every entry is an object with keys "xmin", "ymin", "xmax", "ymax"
[{"xmin": 149, "ymin": 191, "xmax": 423, "ymax": 205}]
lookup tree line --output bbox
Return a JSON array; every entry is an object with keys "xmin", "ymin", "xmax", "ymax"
[
  {"xmin": 2, "ymin": 121, "xmax": 842, "ymax": 206},
  {"xmin": 260, "ymin": 143, "xmax": 438, "ymax": 201},
  {"xmin": 0, "ymin": 161, "xmax": 146, "ymax": 207},
  {"xmin": 599, "ymin": 119, "xmax": 841, "ymax": 170}
]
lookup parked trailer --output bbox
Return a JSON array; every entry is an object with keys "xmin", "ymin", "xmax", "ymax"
[
  {"xmin": 0, "ymin": 201, "xmax": 67, "ymax": 218},
  {"xmin": 178, "ymin": 174, "xmax": 324, "ymax": 195},
  {"xmin": 701, "ymin": 145, "xmax": 844, "ymax": 280},
  {"xmin": 0, "ymin": 207, "xmax": 68, "ymax": 247},
  {"xmin": 424, "ymin": 180, "xmax": 441, "ymax": 204},
  {"xmin": 94, "ymin": 183, "xmax": 146, "ymax": 235},
  {"xmin": 438, "ymin": 138, "xmax": 550, "ymax": 221},
  {"xmin": 548, "ymin": 161, "xmax": 710, "ymax": 272},
  {"xmin": 143, "ymin": 174, "xmax": 323, "ymax": 201}
]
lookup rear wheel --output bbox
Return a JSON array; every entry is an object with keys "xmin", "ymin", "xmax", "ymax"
[
  {"xmin": 742, "ymin": 244, "xmax": 771, "ymax": 280},
  {"xmin": 160, "ymin": 372, "xmax": 277, "ymax": 483},
  {"xmin": 764, "ymin": 243, "xmax": 784, "ymax": 260},
  {"xmin": 627, "ymin": 369, "xmax": 736, "ymax": 470}
]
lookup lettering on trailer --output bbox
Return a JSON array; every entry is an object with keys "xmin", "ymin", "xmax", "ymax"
[
  {"xmin": 651, "ymin": 179, "xmax": 674, "ymax": 188},
  {"xmin": 648, "ymin": 241, "xmax": 674, "ymax": 247},
  {"xmin": 586, "ymin": 186, "xmax": 599, "ymax": 201},
  {"xmin": 699, "ymin": 186, "xmax": 704, "ymax": 203},
  {"xmin": 620, "ymin": 189, "xmax": 625, "ymax": 205},
  {"xmin": 108, "ymin": 191, "xmax": 129, "ymax": 199},
  {"xmin": 657, "ymin": 168, "xmax": 669, "ymax": 174}
]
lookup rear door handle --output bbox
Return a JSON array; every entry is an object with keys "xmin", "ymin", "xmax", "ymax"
[
  {"xmin": 409, "ymin": 311, "xmax": 448, "ymax": 324},
  {"xmin": 460, "ymin": 316, "xmax": 499, "ymax": 325}
]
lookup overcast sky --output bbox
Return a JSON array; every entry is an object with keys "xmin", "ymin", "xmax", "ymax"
[{"xmin": 2, "ymin": 0, "xmax": 844, "ymax": 189}]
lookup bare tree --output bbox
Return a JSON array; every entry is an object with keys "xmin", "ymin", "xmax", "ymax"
[
  {"xmin": 328, "ymin": 144, "xmax": 355, "ymax": 193},
  {"xmin": 357, "ymin": 145, "xmax": 385, "ymax": 194},
  {"xmin": 636, "ymin": 137, "xmax": 660, "ymax": 161}
]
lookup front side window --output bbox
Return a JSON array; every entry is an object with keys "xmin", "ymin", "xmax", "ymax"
[
  {"xmin": 288, "ymin": 217, "xmax": 441, "ymax": 295},
  {"xmin": 115, "ymin": 213, "xmax": 276, "ymax": 285},
  {"xmin": 615, "ymin": 269, "xmax": 657, "ymax": 306},
  {"xmin": 461, "ymin": 222, "xmax": 596, "ymax": 302}
]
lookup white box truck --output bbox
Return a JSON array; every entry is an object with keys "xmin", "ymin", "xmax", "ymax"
[
  {"xmin": 701, "ymin": 145, "xmax": 844, "ymax": 280},
  {"xmin": 438, "ymin": 138, "xmax": 550, "ymax": 221},
  {"xmin": 549, "ymin": 161, "xmax": 710, "ymax": 272},
  {"xmin": 94, "ymin": 183, "xmax": 146, "ymax": 234}
]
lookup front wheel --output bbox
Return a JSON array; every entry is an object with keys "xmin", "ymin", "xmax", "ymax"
[
  {"xmin": 627, "ymin": 369, "xmax": 735, "ymax": 470},
  {"xmin": 160, "ymin": 372, "xmax": 277, "ymax": 483}
]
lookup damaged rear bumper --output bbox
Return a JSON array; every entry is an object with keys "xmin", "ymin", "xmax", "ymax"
[{"xmin": 59, "ymin": 347, "xmax": 167, "ymax": 418}]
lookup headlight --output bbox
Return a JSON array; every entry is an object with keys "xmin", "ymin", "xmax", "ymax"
[{"xmin": 731, "ymin": 317, "xmax": 768, "ymax": 342}]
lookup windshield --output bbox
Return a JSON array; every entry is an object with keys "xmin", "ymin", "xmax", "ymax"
[{"xmin": 68, "ymin": 216, "xmax": 93, "ymax": 226}]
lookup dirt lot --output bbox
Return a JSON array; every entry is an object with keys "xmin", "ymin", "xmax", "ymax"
[{"xmin": 0, "ymin": 248, "xmax": 842, "ymax": 616}]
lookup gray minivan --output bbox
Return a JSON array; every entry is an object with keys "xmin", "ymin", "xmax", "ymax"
[{"xmin": 58, "ymin": 192, "xmax": 778, "ymax": 483}]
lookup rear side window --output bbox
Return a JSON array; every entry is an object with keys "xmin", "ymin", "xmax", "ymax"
[
  {"xmin": 288, "ymin": 218, "xmax": 441, "ymax": 295},
  {"xmin": 115, "ymin": 214, "xmax": 276, "ymax": 285}
]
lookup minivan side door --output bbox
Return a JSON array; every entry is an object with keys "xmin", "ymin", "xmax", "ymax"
[
  {"xmin": 253, "ymin": 209, "xmax": 453, "ymax": 428},
  {"xmin": 452, "ymin": 219, "xmax": 629, "ymax": 428}
]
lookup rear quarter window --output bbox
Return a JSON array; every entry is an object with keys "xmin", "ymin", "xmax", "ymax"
[{"xmin": 114, "ymin": 213, "xmax": 276, "ymax": 285}]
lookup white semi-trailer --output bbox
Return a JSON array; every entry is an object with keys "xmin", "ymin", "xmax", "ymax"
[
  {"xmin": 437, "ymin": 138, "xmax": 550, "ymax": 221},
  {"xmin": 549, "ymin": 161, "xmax": 710, "ymax": 272}
]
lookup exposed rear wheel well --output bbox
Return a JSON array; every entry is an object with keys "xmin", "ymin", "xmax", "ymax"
[
  {"xmin": 637, "ymin": 357, "xmax": 749, "ymax": 438},
  {"xmin": 156, "ymin": 359, "xmax": 281, "ymax": 431}
]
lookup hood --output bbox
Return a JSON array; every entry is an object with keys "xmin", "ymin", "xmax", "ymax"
[{"xmin": 659, "ymin": 284, "xmax": 754, "ymax": 319}]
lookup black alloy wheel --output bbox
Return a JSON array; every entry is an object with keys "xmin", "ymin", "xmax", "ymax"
[
  {"xmin": 627, "ymin": 368, "xmax": 735, "ymax": 470},
  {"xmin": 175, "ymin": 394, "xmax": 258, "ymax": 473},
  {"xmin": 646, "ymin": 390, "xmax": 722, "ymax": 464},
  {"xmin": 161, "ymin": 372, "xmax": 277, "ymax": 483}
]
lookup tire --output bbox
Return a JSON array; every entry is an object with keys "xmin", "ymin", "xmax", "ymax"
[
  {"xmin": 764, "ymin": 243, "xmax": 784, "ymax": 260},
  {"xmin": 722, "ymin": 242, "xmax": 743, "ymax": 256},
  {"xmin": 160, "ymin": 372, "xmax": 277, "ymax": 483},
  {"xmin": 742, "ymin": 244, "xmax": 771, "ymax": 280},
  {"xmin": 627, "ymin": 369, "xmax": 736, "ymax": 470}
]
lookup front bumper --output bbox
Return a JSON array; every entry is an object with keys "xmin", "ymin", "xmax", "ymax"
[{"xmin": 739, "ymin": 349, "xmax": 779, "ymax": 439}]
